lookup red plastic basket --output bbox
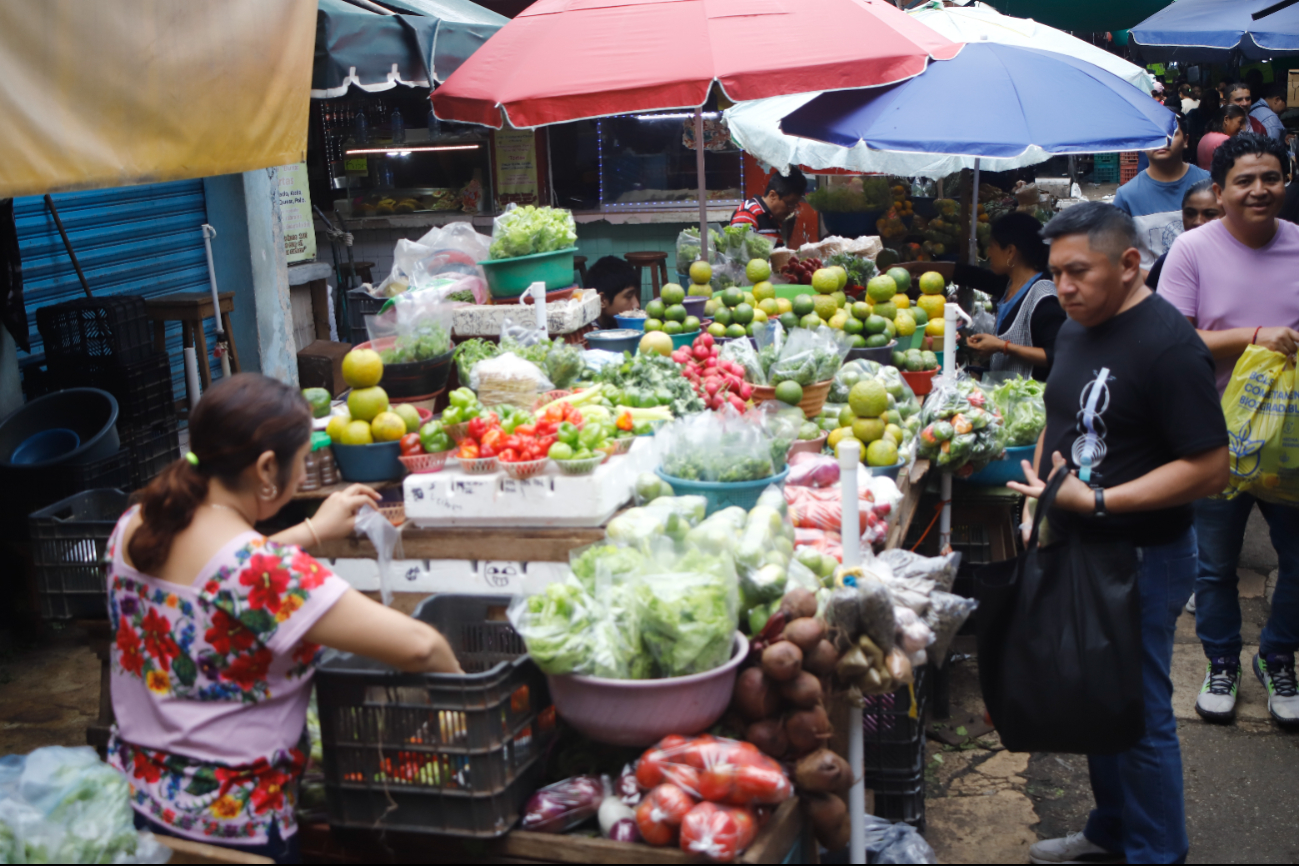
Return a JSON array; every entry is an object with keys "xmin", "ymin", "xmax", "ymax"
[
  {"xmin": 501, "ymin": 458, "xmax": 549, "ymax": 480},
  {"xmin": 458, "ymin": 456, "xmax": 500, "ymax": 475},
  {"xmin": 399, "ymin": 450, "xmax": 454, "ymax": 474}
]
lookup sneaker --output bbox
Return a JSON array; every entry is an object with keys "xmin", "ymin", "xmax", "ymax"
[
  {"xmin": 1029, "ymin": 831, "xmax": 1124, "ymax": 864},
  {"xmin": 1253, "ymin": 652, "xmax": 1299, "ymax": 729},
  {"xmin": 1194, "ymin": 657, "xmax": 1241, "ymax": 722},
  {"xmin": 1184, "ymin": 593, "xmax": 1197, "ymax": 614}
]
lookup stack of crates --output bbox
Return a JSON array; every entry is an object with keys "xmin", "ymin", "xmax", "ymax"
[
  {"xmin": 862, "ymin": 666, "xmax": 931, "ymax": 832},
  {"xmin": 315, "ymin": 595, "xmax": 555, "ymax": 838},
  {"xmin": 346, "ymin": 288, "xmax": 386, "ymax": 347},
  {"xmin": 1119, "ymin": 152, "xmax": 1140, "ymax": 185},
  {"xmin": 29, "ymin": 489, "xmax": 130, "ymax": 620},
  {"xmin": 36, "ymin": 295, "xmax": 180, "ymax": 489},
  {"xmin": 1093, "ymin": 153, "xmax": 1120, "ymax": 184}
]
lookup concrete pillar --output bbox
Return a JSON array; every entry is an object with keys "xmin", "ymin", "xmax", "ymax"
[{"xmin": 200, "ymin": 167, "xmax": 296, "ymax": 385}]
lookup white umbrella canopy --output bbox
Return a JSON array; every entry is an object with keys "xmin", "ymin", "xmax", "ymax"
[
  {"xmin": 910, "ymin": 1, "xmax": 1155, "ymax": 94},
  {"xmin": 724, "ymin": 1, "xmax": 1156, "ymax": 178}
]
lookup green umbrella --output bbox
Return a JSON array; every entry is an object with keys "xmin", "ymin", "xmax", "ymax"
[{"xmin": 982, "ymin": 0, "xmax": 1174, "ymax": 33}]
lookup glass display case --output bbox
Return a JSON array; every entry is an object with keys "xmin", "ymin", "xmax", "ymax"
[
  {"xmin": 313, "ymin": 93, "xmax": 493, "ymax": 218},
  {"xmin": 548, "ymin": 112, "xmax": 744, "ymax": 214}
]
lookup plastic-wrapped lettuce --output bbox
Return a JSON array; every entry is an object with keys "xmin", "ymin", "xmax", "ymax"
[
  {"xmin": 489, "ymin": 205, "xmax": 577, "ymax": 259},
  {"xmin": 508, "ymin": 579, "xmax": 600, "ymax": 675},
  {"xmin": 634, "ymin": 548, "xmax": 739, "ymax": 677}
]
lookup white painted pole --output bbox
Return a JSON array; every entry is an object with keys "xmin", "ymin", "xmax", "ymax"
[
  {"xmin": 940, "ymin": 301, "xmax": 959, "ymax": 551},
  {"xmin": 837, "ymin": 439, "xmax": 865, "ymax": 865},
  {"xmin": 531, "ymin": 281, "xmax": 547, "ymax": 333},
  {"xmin": 200, "ymin": 225, "xmax": 232, "ymax": 379},
  {"xmin": 696, "ymin": 107, "xmax": 709, "ymax": 264},
  {"xmin": 968, "ymin": 158, "xmax": 981, "ymax": 266},
  {"xmin": 183, "ymin": 347, "xmax": 202, "ymax": 411}
]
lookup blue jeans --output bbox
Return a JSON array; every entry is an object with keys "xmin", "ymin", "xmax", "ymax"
[
  {"xmin": 1194, "ymin": 494, "xmax": 1299, "ymax": 658},
  {"xmin": 1084, "ymin": 529, "xmax": 1196, "ymax": 865},
  {"xmin": 134, "ymin": 812, "xmax": 299, "ymax": 864}
]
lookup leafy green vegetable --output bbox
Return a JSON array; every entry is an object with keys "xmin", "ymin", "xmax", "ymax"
[
  {"xmin": 635, "ymin": 550, "xmax": 739, "ymax": 677},
  {"xmin": 379, "ymin": 321, "xmax": 452, "ymax": 364},
  {"xmin": 511, "ymin": 580, "xmax": 599, "ymax": 675},
  {"xmin": 489, "ymin": 205, "xmax": 577, "ymax": 260},
  {"xmin": 807, "ymin": 177, "xmax": 891, "ymax": 212},
  {"xmin": 596, "ymin": 352, "xmax": 704, "ymax": 417},
  {"xmin": 991, "ymin": 377, "xmax": 1047, "ymax": 446},
  {"xmin": 826, "ymin": 252, "xmax": 877, "ymax": 287}
]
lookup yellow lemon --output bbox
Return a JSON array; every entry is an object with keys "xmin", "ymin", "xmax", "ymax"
[
  {"xmin": 925, "ymin": 318, "xmax": 946, "ymax": 337},
  {"xmin": 370, "ymin": 411, "xmax": 407, "ymax": 442},
  {"xmin": 341, "ymin": 348, "xmax": 384, "ymax": 388},
  {"xmin": 325, "ymin": 413, "xmax": 351, "ymax": 443},
  {"xmin": 775, "ymin": 298, "xmax": 793, "ymax": 315},
  {"xmin": 339, "ymin": 420, "xmax": 374, "ymax": 445}
]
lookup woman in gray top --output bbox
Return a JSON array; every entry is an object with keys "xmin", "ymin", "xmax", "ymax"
[{"xmin": 965, "ymin": 212, "xmax": 1065, "ymax": 381}]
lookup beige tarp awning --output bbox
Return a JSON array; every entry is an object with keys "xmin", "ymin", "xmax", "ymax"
[{"xmin": 0, "ymin": 0, "xmax": 316, "ymax": 199}]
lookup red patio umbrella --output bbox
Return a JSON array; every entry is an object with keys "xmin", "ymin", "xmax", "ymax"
[
  {"xmin": 431, "ymin": 0, "xmax": 959, "ymax": 262},
  {"xmin": 431, "ymin": 0, "xmax": 960, "ymax": 129}
]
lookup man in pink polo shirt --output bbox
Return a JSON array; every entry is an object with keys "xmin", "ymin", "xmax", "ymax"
[{"xmin": 1159, "ymin": 133, "xmax": 1299, "ymax": 730}]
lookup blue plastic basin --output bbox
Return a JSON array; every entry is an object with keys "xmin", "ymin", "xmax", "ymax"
[
  {"xmin": 964, "ymin": 444, "xmax": 1037, "ymax": 486},
  {"xmin": 655, "ymin": 467, "xmax": 789, "ymax": 516}
]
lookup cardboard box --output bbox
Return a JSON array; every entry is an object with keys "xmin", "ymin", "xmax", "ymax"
[{"xmin": 297, "ymin": 339, "xmax": 351, "ymax": 395}]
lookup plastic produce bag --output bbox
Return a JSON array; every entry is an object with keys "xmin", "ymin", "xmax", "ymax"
[
  {"xmin": 1221, "ymin": 346, "xmax": 1299, "ymax": 503},
  {"xmin": 521, "ymin": 776, "xmax": 605, "ymax": 833},
  {"xmin": 677, "ymin": 226, "xmax": 721, "ymax": 267},
  {"xmin": 634, "ymin": 736, "xmax": 792, "ymax": 807},
  {"xmin": 658, "ymin": 408, "xmax": 776, "ymax": 483},
  {"xmin": 924, "ymin": 591, "xmax": 976, "ymax": 667},
  {"xmin": 916, "ymin": 373, "xmax": 1006, "ymax": 475},
  {"xmin": 768, "ymin": 326, "xmax": 850, "ymax": 387},
  {"xmin": 507, "ymin": 578, "xmax": 601, "ymax": 675},
  {"xmin": 354, "ymin": 505, "xmax": 404, "ymax": 607},
  {"xmin": 469, "ymin": 352, "xmax": 553, "ymax": 407},
  {"xmin": 497, "ymin": 317, "xmax": 584, "ymax": 390},
  {"xmin": 754, "ymin": 320, "xmax": 785, "ymax": 381},
  {"xmin": 876, "ymin": 549, "xmax": 960, "ymax": 594},
  {"xmin": 863, "ymin": 813, "xmax": 937, "ymax": 864},
  {"xmin": 489, "ymin": 204, "xmax": 576, "ymax": 259},
  {"xmin": 0, "ymin": 747, "xmax": 169, "ymax": 864},
  {"xmin": 990, "ymin": 377, "xmax": 1046, "ymax": 447},
  {"xmin": 634, "ymin": 553, "xmax": 740, "ymax": 677},
  {"xmin": 680, "ymin": 802, "xmax": 759, "ymax": 863},
  {"xmin": 719, "ymin": 338, "xmax": 766, "ymax": 386},
  {"xmin": 364, "ymin": 284, "xmax": 455, "ymax": 364}
]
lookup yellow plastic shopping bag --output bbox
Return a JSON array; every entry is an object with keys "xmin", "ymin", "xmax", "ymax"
[{"xmin": 1221, "ymin": 345, "xmax": 1299, "ymax": 503}]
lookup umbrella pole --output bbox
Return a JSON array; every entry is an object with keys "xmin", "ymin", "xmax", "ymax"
[
  {"xmin": 837, "ymin": 440, "xmax": 866, "ymax": 866},
  {"xmin": 201, "ymin": 224, "xmax": 232, "ymax": 380},
  {"xmin": 968, "ymin": 158, "xmax": 981, "ymax": 266},
  {"xmin": 696, "ymin": 107, "xmax": 709, "ymax": 263}
]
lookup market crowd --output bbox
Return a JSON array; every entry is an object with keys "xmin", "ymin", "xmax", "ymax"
[{"xmin": 1002, "ymin": 110, "xmax": 1298, "ymax": 864}]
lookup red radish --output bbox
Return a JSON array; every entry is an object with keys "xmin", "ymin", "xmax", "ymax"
[{"xmin": 739, "ymin": 384, "xmax": 753, "ymax": 400}]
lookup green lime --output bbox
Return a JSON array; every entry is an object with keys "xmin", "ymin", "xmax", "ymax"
[
  {"xmin": 661, "ymin": 283, "xmax": 686, "ymax": 305},
  {"xmin": 665, "ymin": 304, "xmax": 687, "ymax": 323},
  {"xmin": 800, "ymin": 313, "xmax": 824, "ymax": 330},
  {"xmin": 864, "ymin": 334, "xmax": 889, "ymax": 348},
  {"xmin": 774, "ymin": 380, "xmax": 804, "ymax": 406},
  {"xmin": 843, "ymin": 316, "xmax": 864, "ymax": 335},
  {"xmin": 644, "ymin": 318, "xmax": 663, "ymax": 332},
  {"xmin": 683, "ymin": 315, "xmax": 701, "ymax": 333},
  {"xmin": 663, "ymin": 320, "xmax": 683, "ymax": 335},
  {"xmin": 722, "ymin": 287, "xmax": 744, "ymax": 308},
  {"xmin": 779, "ymin": 312, "xmax": 800, "ymax": 331},
  {"xmin": 714, "ymin": 306, "xmax": 733, "ymax": 326},
  {"xmin": 646, "ymin": 299, "xmax": 666, "ymax": 319},
  {"xmin": 732, "ymin": 302, "xmax": 755, "ymax": 325},
  {"xmin": 725, "ymin": 323, "xmax": 747, "ymax": 338},
  {"xmin": 792, "ymin": 294, "xmax": 816, "ymax": 317}
]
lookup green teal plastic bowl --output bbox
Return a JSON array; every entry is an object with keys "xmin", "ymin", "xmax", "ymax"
[
  {"xmin": 774, "ymin": 285, "xmax": 815, "ymax": 301},
  {"xmin": 655, "ymin": 467, "xmax": 789, "ymax": 516},
  {"xmin": 964, "ymin": 444, "xmax": 1036, "ymax": 486},
  {"xmin": 670, "ymin": 330, "xmax": 700, "ymax": 350},
  {"xmin": 479, "ymin": 247, "xmax": 578, "ymax": 299},
  {"xmin": 331, "ymin": 440, "xmax": 404, "ymax": 482}
]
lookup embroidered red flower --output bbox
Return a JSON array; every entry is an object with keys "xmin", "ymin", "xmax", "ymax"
[
  {"xmin": 140, "ymin": 608, "xmax": 180, "ymax": 671},
  {"xmin": 205, "ymin": 609, "xmax": 256, "ymax": 656},
  {"xmin": 239, "ymin": 553, "xmax": 291, "ymax": 614},
  {"xmin": 116, "ymin": 621, "xmax": 145, "ymax": 676},
  {"xmin": 291, "ymin": 551, "xmax": 328, "ymax": 591},
  {"xmin": 249, "ymin": 768, "xmax": 292, "ymax": 815},
  {"xmin": 161, "ymin": 808, "xmax": 176, "ymax": 824},
  {"xmin": 292, "ymin": 641, "xmax": 321, "ymax": 667},
  {"xmin": 203, "ymin": 579, "xmax": 221, "ymax": 596},
  {"xmin": 131, "ymin": 749, "xmax": 163, "ymax": 784},
  {"xmin": 222, "ymin": 647, "xmax": 273, "ymax": 691}
]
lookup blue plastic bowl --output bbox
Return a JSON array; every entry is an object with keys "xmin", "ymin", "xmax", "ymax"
[
  {"xmin": 11, "ymin": 428, "xmax": 81, "ymax": 465},
  {"xmin": 964, "ymin": 444, "xmax": 1036, "ymax": 486},
  {"xmin": 614, "ymin": 314, "xmax": 647, "ymax": 331},
  {"xmin": 670, "ymin": 329, "xmax": 701, "ymax": 350},
  {"xmin": 331, "ymin": 440, "xmax": 404, "ymax": 482},
  {"xmin": 655, "ymin": 467, "xmax": 789, "ymax": 516},
  {"xmin": 866, "ymin": 458, "xmax": 907, "ymax": 481},
  {"xmin": 586, "ymin": 329, "xmax": 643, "ymax": 355}
]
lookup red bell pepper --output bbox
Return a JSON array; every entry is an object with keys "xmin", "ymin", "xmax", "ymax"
[
  {"xmin": 498, "ymin": 448, "xmax": 519, "ymax": 463},
  {"xmin": 400, "ymin": 434, "xmax": 422, "ymax": 457}
]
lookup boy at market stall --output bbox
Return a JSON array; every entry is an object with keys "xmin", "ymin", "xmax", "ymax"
[
  {"xmin": 1009, "ymin": 203, "xmax": 1228, "ymax": 865},
  {"xmin": 1158, "ymin": 133, "xmax": 1299, "ymax": 729},
  {"xmin": 1112, "ymin": 117, "xmax": 1211, "ymax": 273},
  {"xmin": 587, "ymin": 255, "xmax": 641, "ymax": 330},
  {"xmin": 729, "ymin": 168, "xmax": 807, "ymax": 247}
]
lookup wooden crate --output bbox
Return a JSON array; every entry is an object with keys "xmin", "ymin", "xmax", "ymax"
[{"xmin": 297, "ymin": 339, "xmax": 352, "ymax": 396}]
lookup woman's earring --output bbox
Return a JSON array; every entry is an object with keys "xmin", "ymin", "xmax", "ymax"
[{"xmin": 261, "ymin": 484, "xmax": 278, "ymax": 500}]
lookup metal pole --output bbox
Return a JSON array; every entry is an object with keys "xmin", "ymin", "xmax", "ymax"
[
  {"xmin": 940, "ymin": 302, "xmax": 959, "ymax": 551},
  {"xmin": 968, "ymin": 158, "xmax": 981, "ymax": 266},
  {"xmin": 43, "ymin": 195, "xmax": 93, "ymax": 298},
  {"xmin": 837, "ymin": 439, "xmax": 866, "ymax": 865},
  {"xmin": 201, "ymin": 225, "xmax": 232, "ymax": 379},
  {"xmin": 696, "ymin": 106, "xmax": 709, "ymax": 264}
]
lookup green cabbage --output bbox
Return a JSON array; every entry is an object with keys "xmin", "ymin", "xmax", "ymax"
[{"xmin": 991, "ymin": 377, "xmax": 1047, "ymax": 447}]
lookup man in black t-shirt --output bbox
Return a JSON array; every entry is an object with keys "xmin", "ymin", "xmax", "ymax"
[{"xmin": 1008, "ymin": 204, "xmax": 1229, "ymax": 866}]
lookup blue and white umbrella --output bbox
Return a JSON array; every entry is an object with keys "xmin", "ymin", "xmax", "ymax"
[{"xmin": 1131, "ymin": 0, "xmax": 1299, "ymax": 64}]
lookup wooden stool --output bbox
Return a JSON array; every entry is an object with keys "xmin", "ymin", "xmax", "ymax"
[
  {"xmin": 79, "ymin": 620, "xmax": 114, "ymax": 758},
  {"xmin": 624, "ymin": 251, "xmax": 669, "ymax": 303},
  {"xmin": 573, "ymin": 255, "xmax": 588, "ymax": 287},
  {"xmin": 145, "ymin": 292, "xmax": 241, "ymax": 409},
  {"xmin": 338, "ymin": 260, "xmax": 376, "ymax": 285}
]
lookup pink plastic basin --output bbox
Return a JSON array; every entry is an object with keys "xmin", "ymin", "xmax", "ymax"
[{"xmin": 545, "ymin": 632, "xmax": 749, "ymax": 747}]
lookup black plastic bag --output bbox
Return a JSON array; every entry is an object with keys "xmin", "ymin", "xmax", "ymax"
[{"xmin": 974, "ymin": 471, "xmax": 1144, "ymax": 754}]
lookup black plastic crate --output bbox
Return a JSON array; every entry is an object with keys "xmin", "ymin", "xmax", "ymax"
[
  {"xmin": 316, "ymin": 595, "xmax": 556, "ymax": 838},
  {"xmin": 36, "ymin": 295, "xmax": 154, "ymax": 366},
  {"xmin": 862, "ymin": 665, "xmax": 930, "ymax": 779},
  {"xmin": 29, "ymin": 489, "xmax": 130, "ymax": 620},
  {"xmin": 122, "ymin": 417, "xmax": 180, "ymax": 489},
  {"xmin": 346, "ymin": 288, "xmax": 385, "ymax": 344},
  {"xmin": 62, "ymin": 448, "xmax": 135, "ymax": 494},
  {"xmin": 870, "ymin": 774, "xmax": 925, "ymax": 833}
]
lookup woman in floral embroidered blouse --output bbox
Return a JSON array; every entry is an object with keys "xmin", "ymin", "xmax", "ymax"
[{"xmin": 106, "ymin": 374, "xmax": 461, "ymax": 863}]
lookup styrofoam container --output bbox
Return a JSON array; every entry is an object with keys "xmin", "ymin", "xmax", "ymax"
[
  {"xmin": 546, "ymin": 632, "xmax": 749, "ymax": 747},
  {"xmin": 405, "ymin": 436, "xmax": 654, "ymax": 527}
]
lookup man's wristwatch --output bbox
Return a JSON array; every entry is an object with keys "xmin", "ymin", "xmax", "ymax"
[{"xmin": 1093, "ymin": 488, "xmax": 1108, "ymax": 518}]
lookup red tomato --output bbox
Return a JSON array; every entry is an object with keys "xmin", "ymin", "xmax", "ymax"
[
  {"xmin": 635, "ymin": 797, "xmax": 676, "ymax": 847},
  {"xmin": 635, "ymin": 750, "xmax": 667, "ymax": 790},
  {"xmin": 657, "ymin": 734, "xmax": 689, "ymax": 752},
  {"xmin": 497, "ymin": 448, "xmax": 519, "ymax": 463},
  {"xmin": 730, "ymin": 766, "xmax": 792, "ymax": 806},
  {"xmin": 698, "ymin": 765, "xmax": 736, "ymax": 803},
  {"xmin": 649, "ymin": 783, "xmax": 695, "ymax": 825},
  {"xmin": 680, "ymin": 802, "xmax": 741, "ymax": 862},
  {"xmin": 479, "ymin": 443, "xmax": 497, "ymax": 458},
  {"xmin": 662, "ymin": 764, "xmax": 700, "ymax": 797},
  {"xmin": 400, "ymin": 434, "xmax": 422, "ymax": 456}
]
